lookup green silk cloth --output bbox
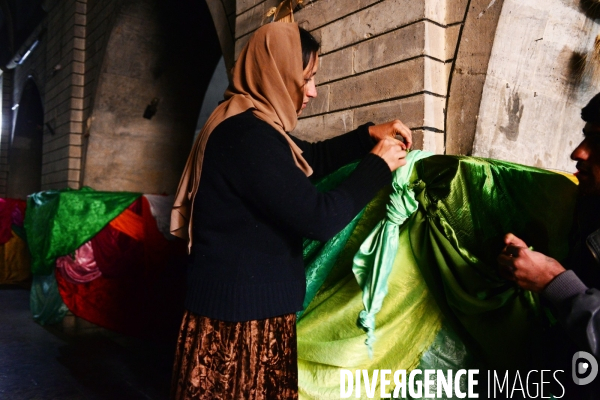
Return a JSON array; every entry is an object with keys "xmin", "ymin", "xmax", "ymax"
[
  {"xmin": 298, "ymin": 213, "xmax": 443, "ymax": 399},
  {"xmin": 296, "ymin": 155, "xmax": 577, "ymax": 398},
  {"xmin": 408, "ymin": 156, "xmax": 577, "ymax": 369},
  {"xmin": 25, "ymin": 187, "xmax": 140, "ymax": 275},
  {"xmin": 353, "ymin": 150, "xmax": 433, "ymax": 355},
  {"xmin": 298, "ymin": 154, "xmax": 443, "ymax": 399}
]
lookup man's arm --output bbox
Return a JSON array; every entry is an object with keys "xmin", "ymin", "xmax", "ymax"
[
  {"xmin": 544, "ymin": 271, "xmax": 600, "ymax": 357},
  {"xmin": 498, "ymin": 233, "xmax": 600, "ymax": 357}
]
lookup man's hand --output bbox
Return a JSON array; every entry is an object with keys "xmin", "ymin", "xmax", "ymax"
[
  {"xmin": 368, "ymin": 120, "xmax": 412, "ymax": 149},
  {"xmin": 497, "ymin": 233, "xmax": 566, "ymax": 293}
]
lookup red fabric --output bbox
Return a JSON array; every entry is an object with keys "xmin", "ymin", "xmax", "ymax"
[
  {"xmin": 109, "ymin": 208, "xmax": 145, "ymax": 241},
  {"xmin": 0, "ymin": 199, "xmax": 26, "ymax": 244},
  {"xmin": 56, "ymin": 197, "xmax": 187, "ymax": 342}
]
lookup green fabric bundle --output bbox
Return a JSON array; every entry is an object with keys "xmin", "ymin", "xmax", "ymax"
[
  {"xmin": 25, "ymin": 187, "xmax": 139, "ymax": 325},
  {"xmin": 409, "ymin": 156, "xmax": 577, "ymax": 369},
  {"xmin": 297, "ymin": 155, "xmax": 577, "ymax": 399}
]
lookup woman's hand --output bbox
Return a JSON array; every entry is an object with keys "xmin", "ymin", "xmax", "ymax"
[
  {"xmin": 368, "ymin": 120, "xmax": 412, "ymax": 149},
  {"xmin": 370, "ymin": 137, "xmax": 408, "ymax": 172}
]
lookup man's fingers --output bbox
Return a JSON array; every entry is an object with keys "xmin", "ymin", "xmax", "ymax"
[
  {"xmin": 504, "ymin": 233, "xmax": 527, "ymax": 248},
  {"xmin": 505, "ymin": 244, "xmax": 525, "ymax": 258}
]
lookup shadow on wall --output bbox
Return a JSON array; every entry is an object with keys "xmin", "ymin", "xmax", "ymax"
[{"xmin": 7, "ymin": 78, "xmax": 43, "ymax": 199}]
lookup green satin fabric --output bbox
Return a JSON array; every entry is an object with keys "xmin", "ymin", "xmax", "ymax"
[
  {"xmin": 29, "ymin": 272, "xmax": 69, "ymax": 325},
  {"xmin": 296, "ymin": 155, "xmax": 576, "ymax": 398},
  {"xmin": 25, "ymin": 187, "xmax": 140, "ymax": 275},
  {"xmin": 298, "ymin": 222, "xmax": 443, "ymax": 399},
  {"xmin": 352, "ymin": 150, "xmax": 433, "ymax": 355},
  {"xmin": 408, "ymin": 156, "xmax": 577, "ymax": 369}
]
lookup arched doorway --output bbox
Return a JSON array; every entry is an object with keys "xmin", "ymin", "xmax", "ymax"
[{"xmin": 7, "ymin": 78, "xmax": 43, "ymax": 199}]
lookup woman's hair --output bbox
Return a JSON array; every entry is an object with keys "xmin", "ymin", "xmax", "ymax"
[{"xmin": 299, "ymin": 27, "xmax": 320, "ymax": 70}]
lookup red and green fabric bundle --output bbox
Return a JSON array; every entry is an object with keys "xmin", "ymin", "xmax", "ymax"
[{"xmin": 25, "ymin": 188, "xmax": 186, "ymax": 341}]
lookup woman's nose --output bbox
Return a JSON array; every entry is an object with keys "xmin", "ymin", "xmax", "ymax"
[{"xmin": 307, "ymin": 82, "xmax": 317, "ymax": 98}]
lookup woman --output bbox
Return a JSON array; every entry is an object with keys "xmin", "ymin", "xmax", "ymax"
[{"xmin": 170, "ymin": 22, "xmax": 411, "ymax": 399}]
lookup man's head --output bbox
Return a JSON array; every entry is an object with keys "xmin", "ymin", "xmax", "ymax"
[{"xmin": 572, "ymin": 93, "xmax": 600, "ymax": 197}]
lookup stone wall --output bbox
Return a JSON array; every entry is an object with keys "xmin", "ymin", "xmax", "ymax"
[
  {"xmin": 1, "ymin": 0, "xmax": 222, "ymax": 197},
  {"xmin": 0, "ymin": 0, "xmax": 102, "ymax": 195},
  {"xmin": 82, "ymin": 0, "xmax": 221, "ymax": 194},
  {"xmin": 233, "ymin": 0, "xmax": 472, "ymax": 154},
  {"xmin": 206, "ymin": 0, "xmax": 236, "ymax": 72},
  {"xmin": 41, "ymin": 0, "xmax": 88, "ymax": 190},
  {"xmin": 3, "ymin": 0, "xmax": 596, "ymax": 199},
  {"xmin": 472, "ymin": 0, "xmax": 600, "ymax": 172}
]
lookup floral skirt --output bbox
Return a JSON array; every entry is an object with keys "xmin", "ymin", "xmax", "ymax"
[{"xmin": 170, "ymin": 310, "xmax": 298, "ymax": 400}]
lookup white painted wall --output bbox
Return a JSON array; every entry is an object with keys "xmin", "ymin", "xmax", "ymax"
[{"xmin": 472, "ymin": 0, "xmax": 600, "ymax": 173}]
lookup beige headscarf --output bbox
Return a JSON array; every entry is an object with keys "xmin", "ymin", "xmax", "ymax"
[{"xmin": 170, "ymin": 22, "xmax": 314, "ymax": 250}]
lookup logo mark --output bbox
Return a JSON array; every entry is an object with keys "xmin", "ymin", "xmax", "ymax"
[{"xmin": 572, "ymin": 351, "xmax": 599, "ymax": 385}]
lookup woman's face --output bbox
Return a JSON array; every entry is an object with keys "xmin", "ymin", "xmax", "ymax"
[{"xmin": 298, "ymin": 53, "xmax": 318, "ymax": 116}]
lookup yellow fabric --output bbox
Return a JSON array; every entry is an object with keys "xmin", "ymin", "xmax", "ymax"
[
  {"xmin": 548, "ymin": 169, "xmax": 578, "ymax": 184},
  {"xmin": 171, "ymin": 22, "xmax": 312, "ymax": 250},
  {"xmin": 297, "ymin": 225, "xmax": 442, "ymax": 399},
  {"xmin": 0, "ymin": 231, "xmax": 31, "ymax": 285}
]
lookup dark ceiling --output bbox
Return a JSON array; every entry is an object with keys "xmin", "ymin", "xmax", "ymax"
[{"xmin": 0, "ymin": 0, "xmax": 46, "ymax": 70}]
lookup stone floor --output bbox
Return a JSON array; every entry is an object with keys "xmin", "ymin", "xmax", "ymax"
[{"xmin": 0, "ymin": 286, "xmax": 174, "ymax": 400}]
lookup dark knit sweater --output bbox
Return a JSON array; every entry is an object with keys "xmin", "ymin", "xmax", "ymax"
[{"xmin": 186, "ymin": 110, "xmax": 392, "ymax": 322}]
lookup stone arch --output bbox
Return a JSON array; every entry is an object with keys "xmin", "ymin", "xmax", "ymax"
[
  {"xmin": 444, "ymin": 0, "xmax": 506, "ymax": 155},
  {"xmin": 7, "ymin": 77, "xmax": 43, "ymax": 199},
  {"xmin": 205, "ymin": 0, "xmax": 236, "ymax": 74},
  {"xmin": 82, "ymin": 0, "xmax": 222, "ymax": 194}
]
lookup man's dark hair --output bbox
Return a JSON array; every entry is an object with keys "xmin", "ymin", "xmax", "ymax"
[
  {"xmin": 582, "ymin": 92, "xmax": 600, "ymax": 125},
  {"xmin": 299, "ymin": 27, "xmax": 320, "ymax": 70}
]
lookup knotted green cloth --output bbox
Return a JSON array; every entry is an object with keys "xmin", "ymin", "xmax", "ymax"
[
  {"xmin": 352, "ymin": 150, "xmax": 433, "ymax": 356},
  {"xmin": 409, "ymin": 156, "xmax": 577, "ymax": 369},
  {"xmin": 297, "ymin": 155, "xmax": 577, "ymax": 398},
  {"xmin": 25, "ymin": 187, "xmax": 140, "ymax": 275}
]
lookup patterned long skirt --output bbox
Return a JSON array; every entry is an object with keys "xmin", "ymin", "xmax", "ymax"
[{"xmin": 170, "ymin": 310, "xmax": 298, "ymax": 400}]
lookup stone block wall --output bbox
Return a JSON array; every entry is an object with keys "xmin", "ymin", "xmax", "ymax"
[
  {"xmin": 206, "ymin": 0, "xmax": 236, "ymax": 72},
  {"xmin": 233, "ymin": 0, "xmax": 471, "ymax": 154},
  {"xmin": 41, "ymin": 0, "xmax": 87, "ymax": 190},
  {"xmin": 7, "ymin": 0, "xmax": 581, "ymax": 197},
  {"xmin": 0, "ymin": 0, "xmax": 129, "ymax": 197}
]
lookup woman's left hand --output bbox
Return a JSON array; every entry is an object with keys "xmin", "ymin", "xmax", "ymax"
[{"xmin": 368, "ymin": 120, "xmax": 412, "ymax": 149}]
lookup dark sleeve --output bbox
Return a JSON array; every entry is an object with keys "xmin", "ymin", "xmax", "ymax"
[
  {"xmin": 543, "ymin": 270, "xmax": 600, "ymax": 357},
  {"xmin": 226, "ymin": 124, "xmax": 390, "ymax": 242},
  {"xmin": 290, "ymin": 123, "xmax": 376, "ymax": 180}
]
